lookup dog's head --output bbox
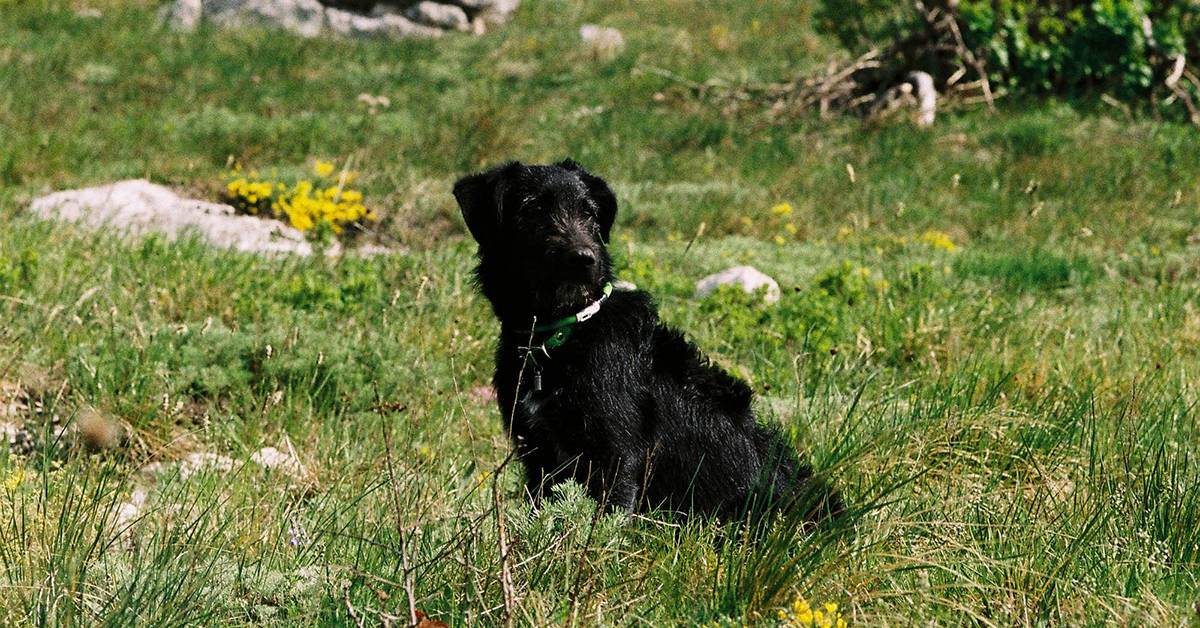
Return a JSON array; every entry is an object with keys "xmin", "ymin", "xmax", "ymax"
[{"xmin": 454, "ymin": 159, "xmax": 617, "ymax": 323}]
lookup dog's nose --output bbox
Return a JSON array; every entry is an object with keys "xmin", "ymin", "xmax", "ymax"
[{"xmin": 566, "ymin": 248, "xmax": 597, "ymax": 268}]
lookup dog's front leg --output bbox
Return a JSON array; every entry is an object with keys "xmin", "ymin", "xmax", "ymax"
[
  {"xmin": 601, "ymin": 454, "xmax": 644, "ymax": 517},
  {"xmin": 514, "ymin": 438, "xmax": 562, "ymax": 507}
]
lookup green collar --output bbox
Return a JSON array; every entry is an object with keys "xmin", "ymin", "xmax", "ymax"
[{"xmin": 519, "ymin": 282, "xmax": 613, "ymax": 352}]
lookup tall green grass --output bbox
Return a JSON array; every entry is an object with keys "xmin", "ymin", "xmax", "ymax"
[{"xmin": 2, "ymin": 0, "xmax": 1199, "ymax": 624}]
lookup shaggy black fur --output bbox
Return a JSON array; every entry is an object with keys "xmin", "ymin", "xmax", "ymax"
[{"xmin": 455, "ymin": 160, "xmax": 844, "ymax": 524}]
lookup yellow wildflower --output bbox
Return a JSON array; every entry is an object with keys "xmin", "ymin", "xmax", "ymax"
[
  {"xmin": 223, "ymin": 166, "xmax": 375, "ymax": 234},
  {"xmin": 784, "ymin": 222, "xmax": 798, "ymax": 235},
  {"xmin": 771, "ymin": 202, "xmax": 792, "ymax": 216},
  {"xmin": 3, "ymin": 469, "xmax": 24, "ymax": 492},
  {"xmin": 920, "ymin": 230, "xmax": 956, "ymax": 252},
  {"xmin": 774, "ymin": 235, "xmax": 786, "ymax": 245},
  {"xmin": 313, "ymin": 159, "xmax": 335, "ymax": 178}
]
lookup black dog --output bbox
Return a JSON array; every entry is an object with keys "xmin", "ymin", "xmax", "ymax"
[{"xmin": 455, "ymin": 160, "xmax": 843, "ymax": 524}]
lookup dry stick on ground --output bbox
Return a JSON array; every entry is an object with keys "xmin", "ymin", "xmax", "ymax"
[
  {"xmin": 374, "ymin": 382, "xmax": 419, "ymax": 628},
  {"xmin": 1163, "ymin": 57, "xmax": 1200, "ymax": 126},
  {"xmin": 940, "ymin": 4, "xmax": 995, "ymax": 111},
  {"xmin": 344, "ymin": 585, "xmax": 365, "ymax": 628},
  {"xmin": 490, "ymin": 451, "xmax": 519, "ymax": 627},
  {"xmin": 641, "ymin": 0, "xmax": 1023, "ymax": 123}
]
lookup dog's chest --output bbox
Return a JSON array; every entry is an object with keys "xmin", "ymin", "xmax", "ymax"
[{"xmin": 519, "ymin": 388, "xmax": 580, "ymax": 462}]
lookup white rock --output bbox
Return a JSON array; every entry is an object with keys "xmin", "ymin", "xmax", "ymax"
[
  {"xmin": 177, "ymin": 452, "xmax": 236, "ymax": 479},
  {"xmin": 694, "ymin": 266, "xmax": 781, "ymax": 304},
  {"xmin": 579, "ymin": 24, "xmax": 624, "ymax": 61},
  {"xmin": 112, "ymin": 486, "xmax": 149, "ymax": 536},
  {"xmin": 205, "ymin": 0, "xmax": 327, "ymax": 37},
  {"xmin": 330, "ymin": 5, "xmax": 443, "ymax": 38},
  {"xmin": 405, "ymin": 1, "xmax": 469, "ymax": 31},
  {"xmin": 475, "ymin": 0, "xmax": 517, "ymax": 26},
  {"xmin": 251, "ymin": 446, "xmax": 309, "ymax": 483},
  {"xmin": 159, "ymin": 0, "xmax": 516, "ymax": 38},
  {"xmin": 29, "ymin": 179, "xmax": 325, "ymax": 256},
  {"xmin": 163, "ymin": 0, "xmax": 203, "ymax": 32}
]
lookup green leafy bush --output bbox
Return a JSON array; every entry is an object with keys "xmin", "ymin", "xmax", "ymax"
[
  {"xmin": 955, "ymin": 0, "xmax": 1187, "ymax": 98},
  {"xmin": 819, "ymin": 0, "xmax": 1200, "ymax": 109}
]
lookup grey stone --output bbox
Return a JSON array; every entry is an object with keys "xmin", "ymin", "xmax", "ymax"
[
  {"xmin": 160, "ymin": 0, "xmax": 516, "ymax": 38},
  {"xmin": 474, "ymin": 0, "xmax": 516, "ymax": 26},
  {"xmin": 163, "ymin": 0, "xmax": 203, "ymax": 31},
  {"xmin": 327, "ymin": 5, "xmax": 442, "ymax": 38},
  {"xmin": 29, "ymin": 180, "xmax": 328, "ymax": 256},
  {"xmin": 404, "ymin": 1, "xmax": 469, "ymax": 31},
  {"xmin": 579, "ymin": 24, "xmax": 624, "ymax": 61},
  {"xmin": 205, "ymin": 0, "xmax": 328, "ymax": 37},
  {"xmin": 694, "ymin": 266, "xmax": 781, "ymax": 304}
]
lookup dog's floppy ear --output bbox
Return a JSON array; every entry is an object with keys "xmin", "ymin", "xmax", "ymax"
[
  {"xmin": 453, "ymin": 162, "xmax": 524, "ymax": 245},
  {"xmin": 558, "ymin": 159, "xmax": 618, "ymax": 243}
]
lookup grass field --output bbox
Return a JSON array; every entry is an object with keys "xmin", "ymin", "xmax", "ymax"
[{"xmin": 2, "ymin": 0, "xmax": 1200, "ymax": 625}]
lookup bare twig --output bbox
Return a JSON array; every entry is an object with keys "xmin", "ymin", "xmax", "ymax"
[
  {"xmin": 344, "ymin": 586, "xmax": 365, "ymax": 628},
  {"xmin": 943, "ymin": 11, "xmax": 995, "ymax": 111},
  {"xmin": 491, "ymin": 451, "xmax": 518, "ymax": 626},
  {"xmin": 374, "ymin": 381, "xmax": 419, "ymax": 628}
]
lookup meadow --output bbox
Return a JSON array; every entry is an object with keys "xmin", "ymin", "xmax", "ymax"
[{"xmin": 1, "ymin": 0, "xmax": 1199, "ymax": 625}]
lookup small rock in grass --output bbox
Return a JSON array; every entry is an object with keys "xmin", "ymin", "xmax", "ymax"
[
  {"xmin": 474, "ymin": 0, "xmax": 517, "ymax": 26},
  {"xmin": 206, "ymin": 0, "xmax": 328, "ymax": 38},
  {"xmin": 251, "ymin": 446, "xmax": 310, "ymax": 483},
  {"xmin": 163, "ymin": 0, "xmax": 203, "ymax": 32},
  {"xmin": 176, "ymin": 452, "xmax": 237, "ymax": 479},
  {"xmin": 29, "ymin": 179, "xmax": 332, "ymax": 256},
  {"xmin": 405, "ymin": 1, "xmax": 469, "ymax": 31},
  {"xmin": 332, "ymin": 5, "xmax": 444, "ymax": 38},
  {"xmin": 694, "ymin": 266, "xmax": 781, "ymax": 304},
  {"xmin": 579, "ymin": 24, "xmax": 624, "ymax": 62}
]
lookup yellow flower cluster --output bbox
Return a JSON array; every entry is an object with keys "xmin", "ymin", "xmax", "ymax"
[
  {"xmin": 834, "ymin": 226, "xmax": 958, "ymax": 253},
  {"xmin": 739, "ymin": 202, "xmax": 801, "ymax": 245},
  {"xmin": 2, "ymin": 468, "xmax": 25, "ymax": 492},
  {"xmin": 223, "ymin": 160, "xmax": 376, "ymax": 235},
  {"xmin": 919, "ymin": 230, "xmax": 956, "ymax": 252},
  {"xmin": 777, "ymin": 595, "xmax": 847, "ymax": 628}
]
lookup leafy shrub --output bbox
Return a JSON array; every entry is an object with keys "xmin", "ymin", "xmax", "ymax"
[
  {"xmin": 956, "ymin": 0, "xmax": 1175, "ymax": 98},
  {"xmin": 818, "ymin": 0, "xmax": 1200, "ymax": 110}
]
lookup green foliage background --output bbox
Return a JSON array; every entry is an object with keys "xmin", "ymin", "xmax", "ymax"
[{"xmin": 818, "ymin": 0, "xmax": 1200, "ymax": 105}]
